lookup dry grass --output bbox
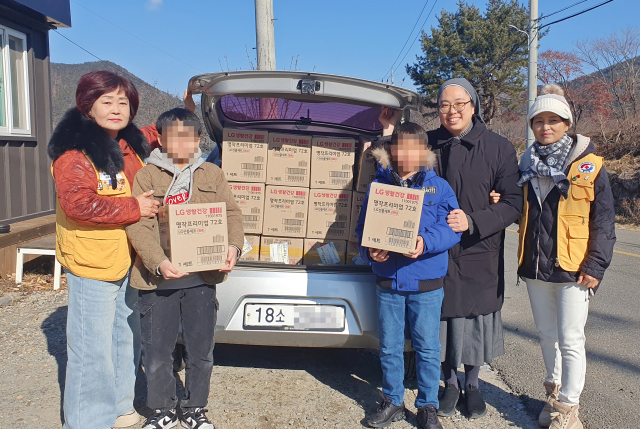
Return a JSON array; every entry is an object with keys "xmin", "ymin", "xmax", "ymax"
[{"xmin": 0, "ymin": 272, "xmax": 67, "ymax": 296}]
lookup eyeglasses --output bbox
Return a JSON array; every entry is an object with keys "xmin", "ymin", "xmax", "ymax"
[{"xmin": 439, "ymin": 100, "xmax": 472, "ymax": 113}]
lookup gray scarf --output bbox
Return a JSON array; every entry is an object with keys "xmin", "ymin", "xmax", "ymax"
[{"xmin": 517, "ymin": 134, "xmax": 573, "ymax": 198}]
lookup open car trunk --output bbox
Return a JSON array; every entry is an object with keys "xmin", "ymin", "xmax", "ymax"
[{"xmin": 187, "ymin": 71, "xmax": 422, "ymax": 271}]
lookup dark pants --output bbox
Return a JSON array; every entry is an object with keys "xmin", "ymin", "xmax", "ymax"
[{"xmin": 135, "ymin": 284, "xmax": 218, "ymax": 410}]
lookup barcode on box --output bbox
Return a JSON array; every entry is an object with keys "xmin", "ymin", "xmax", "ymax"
[
  {"xmin": 331, "ymin": 178, "xmax": 350, "ymax": 185},
  {"xmin": 284, "ymin": 226, "xmax": 302, "ymax": 233},
  {"xmin": 327, "ymin": 221, "xmax": 348, "ymax": 228},
  {"xmin": 298, "ymin": 161, "xmax": 308, "ymax": 167},
  {"xmin": 286, "ymin": 176, "xmax": 306, "ymax": 183},
  {"xmin": 243, "ymin": 215, "xmax": 260, "ymax": 222},
  {"xmin": 244, "ymin": 223, "xmax": 258, "ymax": 230},
  {"xmin": 212, "ymin": 235, "xmax": 226, "ymax": 243},
  {"xmin": 250, "ymin": 207, "xmax": 261, "ymax": 214},
  {"xmin": 241, "ymin": 163, "xmax": 264, "ymax": 170},
  {"xmin": 403, "ymin": 220, "xmax": 416, "ymax": 229},
  {"xmin": 386, "ymin": 237, "xmax": 412, "ymax": 248},
  {"xmin": 295, "ymin": 212, "xmax": 305, "ymax": 219},
  {"xmin": 197, "ymin": 245, "xmax": 225, "ymax": 255},
  {"xmin": 197, "ymin": 255, "xmax": 224, "ymax": 265},
  {"xmin": 342, "ymin": 164, "xmax": 351, "ymax": 171},
  {"xmin": 330, "ymin": 171, "xmax": 351, "ymax": 178},
  {"xmin": 327, "ymin": 228, "xmax": 347, "ymax": 236},
  {"xmin": 243, "ymin": 170, "xmax": 262, "ymax": 178},
  {"xmin": 386, "ymin": 227, "xmax": 413, "ymax": 239},
  {"xmin": 283, "ymin": 219, "xmax": 303, "ymax": 226},
  {"xmin": 254, "ymin": 156, "xmax": 265, "ymax": 163},
  {"xmin": 286, "ymin": 167, "xmax": 307, "ymax": 175},
  {"xmin": 337, "ymin": 214, "xmax": 348, "ymax": 221}
]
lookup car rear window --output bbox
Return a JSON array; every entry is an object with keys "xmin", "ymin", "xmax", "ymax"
[{"xmin": 219, "ymin": 95, "xmax": 383, "ymax": 131}]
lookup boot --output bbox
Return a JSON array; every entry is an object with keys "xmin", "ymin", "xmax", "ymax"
[
  {"xmin": 539, "ymin": 381, "xmax": 560, "ymax": 427},
  {"xmin": 549, "ymin": 399, "xmax": 583, "ymax": 429}
]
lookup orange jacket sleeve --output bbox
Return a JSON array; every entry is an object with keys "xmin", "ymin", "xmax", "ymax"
[
  {"xmin": 139, "ymin": 124, "xmax": 161, "ymax": 151},
  {"xmin": 53, "ymin": 151, "xmax": 141, "ymax": 226}
]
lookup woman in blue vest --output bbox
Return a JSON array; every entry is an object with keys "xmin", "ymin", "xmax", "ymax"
[{"xmin": 517, "ymin": 84, "xmax": 616, "ymax": 429}]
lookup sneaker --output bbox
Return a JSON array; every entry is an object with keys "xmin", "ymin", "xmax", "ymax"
[
  {"xmin": 549, "ymin": 399, "xmax": 583, "ymax": 429},
  {"xmin": 142, "ymin": 409, "xmax": 178, "ymax": 429},
  {"xmin": 464, "ymin": 385, "xmax": 487, "ymax": 420},
  {"xmin": 113, "ymin": 409, "xmax": 140, "ymax": 428},
  {"xmin": 417, "ymin": 405, "xmax": 443, "ymax": 429},
  {"xmin": 366, "ymin": 396, "xmax": 405, "ymax": 428},
  {"xmin": 180, "ymin": 407, "xmax": 214, "ymax": 429},
  {"xmin": 437, "ymin": 381, "xmax": 461, "ymax": 417},
  {"xmin": 539, "ymin": 381, "xmax": 561, "ymax": 427}
]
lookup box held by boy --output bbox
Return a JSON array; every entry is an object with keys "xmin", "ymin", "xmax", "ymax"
[
  {"xmin": 263, "ymin": 185, "xmax": 309, "ymax": 238},
  {"xmin": 360, "ymin": 182, "xmax": 424, "ymax": 254},
  {"xmin": 267, "ymin": 133, "xmax": 311, "ymax": 187},
  {"xmin": 348, "ymin": 192, "xmax": 366, "ymax": 242},
  {"xmin": 229, "ymin": 182, "xmax": 265, "ymax": 234},
  {"xmin": 222, "ymin": 128, "xmax": 268, "ymax": 183},
  {"xmin": 306, "ymin": 189, "xmax": 352, "ymax": 240},
  {"xmin": 239, "ymin": 234, "xmax": 260, "ymax": 262},
  {"xmin": 310, "ymin": 137, "xmax": 355, "ymax": 190},
  {"xmin": 303, "ymin": 239, "xmax": 347, "ymax": 265},
  {"xmin": 158, "ymin": 202, "xmax": 228, "ymax": 273},
  {"xmin": 355, "ymin": 139, "xmax": 377, "ymax": 193},
  {"xmin": 259, "ymin": 236, "xmax": 304, "ymax": 265}
]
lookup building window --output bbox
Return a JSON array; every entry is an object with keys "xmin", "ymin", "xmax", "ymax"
[{"xmin": 0, "ymin": 26, "xmax": 31, "ymax": 136}]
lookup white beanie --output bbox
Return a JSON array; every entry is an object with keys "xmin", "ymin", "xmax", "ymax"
[{"xmin": 527, "ymin": 84, "xmax": 573, "ymax": 126}]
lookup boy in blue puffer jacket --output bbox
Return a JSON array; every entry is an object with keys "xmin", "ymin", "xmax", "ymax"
[{"xmin": 355, "ymin": 121, "xmax": 460, "ymax": 429}]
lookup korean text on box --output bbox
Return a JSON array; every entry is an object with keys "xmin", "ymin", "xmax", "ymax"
[
  {"xmin": 222, "ymin": 128, "xmax": 268, "ymax": 183},
  {"xmin": 310, "ymin": 137, "xmax": 355, "ymax": 190},
  {"xmin": 229, "ymin": 182, "xmax": 265, "ymax": 234},
  {"xmin": 360, "ymin": 182, "xmax": 424, "ymax": 254},
  {"xmin": 267, "ymin": 133, "xmax": 311, "ymax": 187}
]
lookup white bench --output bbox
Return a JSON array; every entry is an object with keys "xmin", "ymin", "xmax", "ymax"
[{"xmin": 16, "ymin": 235, "xmax": 62, "ymax": 290}]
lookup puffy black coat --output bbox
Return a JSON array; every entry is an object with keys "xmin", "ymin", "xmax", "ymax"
[
  {"xmin": 428, "ymin": 120, "xmax": 523, "ymax": 318},
  {"xmin": 517, "ymin": 136, "xmax": 616, "ymax": 284}
]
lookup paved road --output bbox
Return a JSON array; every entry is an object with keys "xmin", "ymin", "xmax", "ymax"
[{"xmin": 495, "ymin": 226, "xmax": 640, "ymax": 429}]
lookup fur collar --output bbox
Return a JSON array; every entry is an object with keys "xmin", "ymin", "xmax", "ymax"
[
  {"xmin": 48, "ymin": 108, "xmax": 150, "ymax": 178},
  {"xmin": 371, "ymin": 145, "xmax": 437, "ymax": 171}
]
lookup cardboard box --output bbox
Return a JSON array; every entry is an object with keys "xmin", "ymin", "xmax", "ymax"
[
  {"xmin": 263, "ymin": 185, "xmax": 309, "ymax": 237},
  {"xmin": 356, "ymin": 139, "xmax": 377, "ymax": 192},
  {"xmin": 259, "ymin": 236, "xmax": 304, "ymax": 265},
  {"xmin": 239, "ymin": 234, "xmax": 260, "ymax": 262},
  {"xmin": 360, "ymin": 182, "xmax": 424, "ymax": 254},
  {"xmin": 303, "ymin": 239, "xmax": 347, "ymax": 265},
  {"xmin": 221, "ymin": 128, "xmax": 268, "ymax": 182},
  {"xmin": 306, "ymin": 189, "xmax": 352, "ymax": 240},
  {"xmin": 158, "ymin": 202, "xmax": 228, "ymax": 273},
  {"xmin": 348, "ymin": 192, "xmax": 366, "ymax": 242},
  {"xmin": 228, "ymin": 182, "xmax": 265, "ymax": 234},
  {"xmin": 310, "ymin": 137, "xmax": 356, "ymax": 190},
  {"xmin": 266, "ymin": 133, "xmax": 311, "ymax": 187},
  {"xmin": 345, "ymin": 241, "xmax": 370, "ymax": 266}
]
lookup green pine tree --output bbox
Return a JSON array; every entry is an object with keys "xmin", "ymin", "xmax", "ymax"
[{"xmin": 407, "ymin": 0, "xmax": 538, "ymax": 123}]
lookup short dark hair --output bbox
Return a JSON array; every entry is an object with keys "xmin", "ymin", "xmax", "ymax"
[
  {"xmin": 393, "ymin": 121, "xmax": 426, "ymax": 135},
  {"xmin": 156, "ymin": 108, "xmax": 202, "ymax": 136},
  {"xmin": 75, "ymin": 71, "xmax": 140, "ymax": 121}
]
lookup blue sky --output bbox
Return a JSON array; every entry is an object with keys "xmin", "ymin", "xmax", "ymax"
[{"xmin": 50, "ymin": 0, "xmax": 639, "ymax": 95}]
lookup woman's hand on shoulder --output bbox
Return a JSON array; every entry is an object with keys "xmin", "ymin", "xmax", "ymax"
[
  {"xmin": 379, "ymin": 107, "xmax": 402, "ymax": 136},
  {"xmin": 136, "ymin": 190, "xmax": 160, "ymax": 217},
  {"xmin": 578, "ymin": 272, "xmax": 600, "ymax": 289}
]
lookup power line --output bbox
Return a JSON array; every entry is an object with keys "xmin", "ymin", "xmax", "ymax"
[
  {"xmin": 538, "ymin": 0, "xmax": 589, "ymax": 20},
  {"xmin": 539, "ymin": 0, "xmax": 615, "ymax": 29},
  {"xmin": 390, "ymin": 0, "xmax": 439, "ymax": 82},
  {"xmin": 70, "ymin": 0, "xmax": 203, "ymax": 73},
  {"xmin": 52, "ymin": 29, "xmax": 103, "ymax": 61},
  {"xmin": 382, "ymin": 0, "xmax": 431, "ymax": 80}
]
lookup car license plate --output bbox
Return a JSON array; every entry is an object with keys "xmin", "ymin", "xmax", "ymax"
[{"xmin": 244, "ymin": 304, "xmax": 345, "ymax": 331}]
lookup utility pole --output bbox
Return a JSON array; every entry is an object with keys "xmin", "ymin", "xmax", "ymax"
[
  {"xmin": 255, "ymin": 0, "xmax": 276, "ymax": 71},
  {"xmin": 526, "ymin": 0, "xmax": 539, "ymax": 147}
]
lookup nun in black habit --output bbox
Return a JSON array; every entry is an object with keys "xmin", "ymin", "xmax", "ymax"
[{"xmin": 428, "ymin": 78, "xmax": 523, "ymax": 419}]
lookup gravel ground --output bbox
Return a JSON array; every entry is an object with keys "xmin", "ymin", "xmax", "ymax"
[{"xmin": 0, "ymin": 287, "xmax": 539, "ymax": 429}]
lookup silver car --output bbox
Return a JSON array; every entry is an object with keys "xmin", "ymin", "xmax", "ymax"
[{"xmin": 188, "ymin": 71, "xmax": 422, "ymax": 350}]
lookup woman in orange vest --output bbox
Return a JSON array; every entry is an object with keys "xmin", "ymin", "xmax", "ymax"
[
  {"xmin": 47, "ymin": 71, "xmax": 160, "ymax": 429},
  {"xmin": 516, "ymin": 84, "xmax": 616, "ymax": 429}
]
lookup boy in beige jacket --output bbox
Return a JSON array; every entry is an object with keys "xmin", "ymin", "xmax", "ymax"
[{"xmin": 126, "ymin": 108, "xmax": 243, "ymax": 429}]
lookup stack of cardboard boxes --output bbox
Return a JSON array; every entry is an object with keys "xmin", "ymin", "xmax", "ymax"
[{"xmin": 223, "ymin": 128, "xmax": 377, "ymax": 266}]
